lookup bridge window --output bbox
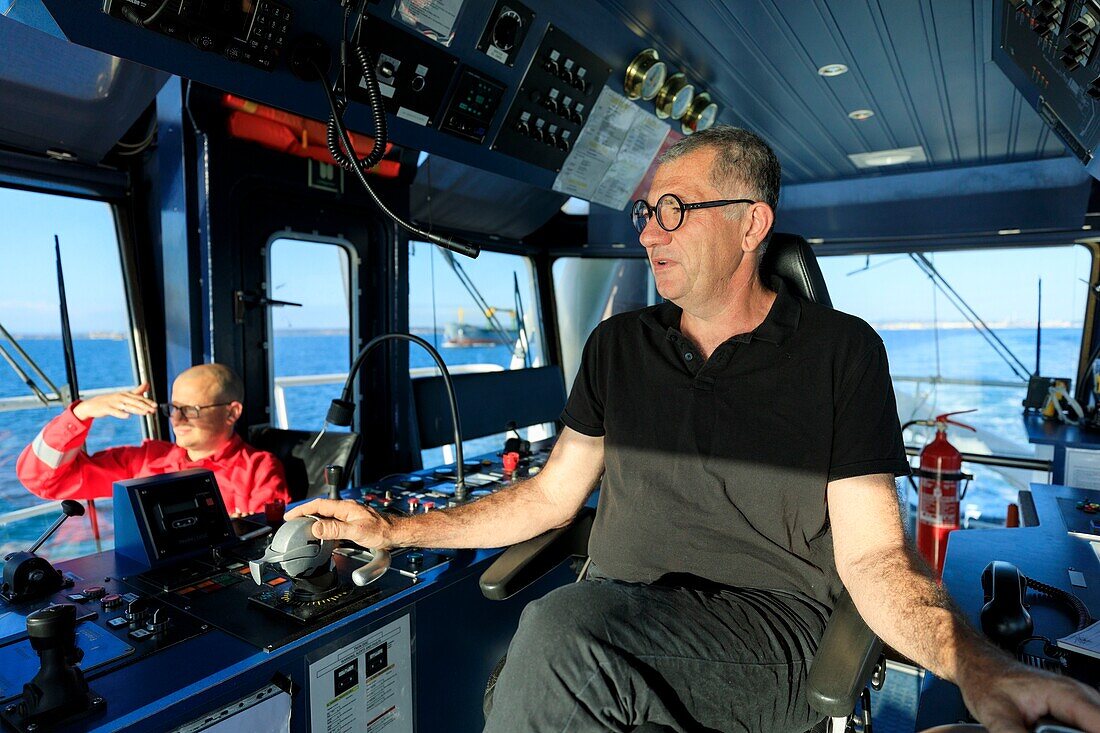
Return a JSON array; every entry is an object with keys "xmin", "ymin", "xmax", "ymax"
[
  {"xmin": 0, "ymin": 187, "xmax": 140, "ymax": 558},
  {"xmin": 267, "ymin": 237, "xmax": 355, "ymax": 432},
  {"xmin": 818, "ymin": 245, "xmax": 1093, "ymax": 526},
  {"xmin": 552, "ymin": 257, "xmax": 656, "ymax": 390},
  {"xmin": 409, "ymin": 242, "xmax": 546, "ymax": 466}
]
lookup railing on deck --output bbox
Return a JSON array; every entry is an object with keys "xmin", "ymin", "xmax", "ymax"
[
  {"xmin": 893, "ymin": 375, "xmax": 1026, "ymax": 389},
  {"xmin": 0, "ymin": 386, "xmax": 130, "ymax": 414},
  {"xmin": 270, "ymin": 364, "xmax": 503, "ymax": 428}
]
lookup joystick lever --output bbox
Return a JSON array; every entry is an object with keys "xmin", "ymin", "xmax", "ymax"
[
  {"xmin": 0, "ymin": 604, "xmax": 104, "ymax": 731},
  {"xmin": 324, "ymin": 464, "xmax": 343, "ymax": 501},
  {"xmin": 1, "ymin": 500, "xmax": 83, "ymax": 603}
]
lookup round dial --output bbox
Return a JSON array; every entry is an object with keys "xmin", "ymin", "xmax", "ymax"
[
  {"xmin": 655, "ymin": 74, "xmax": 694, "ymax": 120},
  {"xmin": 624, "ymin": 49, "xmax": 665, "ymax": 101},
  {"xmin": 682, "ymin": 93, "xmax": 719, "ymax": 135},
  {"xmin": 640, "ymin": 61, "xmax": 667, "ymax": 101},
  {"xmin": 670, "ymin": 85, "xmax": 695, "ymax": 120},
  {"xmin": 695, "ymin": 102, "xmax": 718, "ymax": 131},
  {"xmin": 492, "ymin": 10, "xmax": 522, "ymax": 51}
]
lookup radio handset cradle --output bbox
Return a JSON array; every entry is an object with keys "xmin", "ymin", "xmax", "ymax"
[
  {"xmin": 1, "ymin": 500, "xmax": 84, "ymax": 604},
  {"xmin": 980, "ymin": 560, "xmax": 1094, "ymax": 669}
]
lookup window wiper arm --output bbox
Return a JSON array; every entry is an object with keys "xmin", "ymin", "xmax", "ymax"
[
  {"xmin": 0, "ymin": 322, "xmax": 61, "ymax": 407},
  {"xmin": 513, "ymin": 272, "xmax": 530, "ymax": 368}
]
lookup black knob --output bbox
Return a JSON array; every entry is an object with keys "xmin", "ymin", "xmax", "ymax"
[
  {"xmin": 324, "ymin": 465, "xmax": 343, "ymax": 486},
  {"xmin": 378, "ymin": 60, "xmax": 396, "ymax": 79},
  {"xmin": 145, "ymin": 608, "xmax": 169, "ymax": 636},
  {"xmin": 26, "ymin": 604, "xmax": 77, "ymax": 643},
  {"xmin": 125, "ymin": 599, "xmax": 148, "ymax": 627},
  {"xmin": 61, "ymin": 500, "xmax": 85, "ymax": 518},
  {"xmin": 325, "ymin": 464, "xmax": 343, "ymax": 501}
]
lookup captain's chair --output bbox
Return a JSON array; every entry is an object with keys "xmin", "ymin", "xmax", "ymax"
[
  {"xmin": 479, "ymin": 233, "xmax": 886, "ymax": 733},
  {"xmin": 248, "ymin": 426, "xmax": 361, "ymax": 502}
]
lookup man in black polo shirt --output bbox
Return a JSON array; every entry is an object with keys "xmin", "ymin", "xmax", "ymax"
[{"xmin": 293, "ymin": 127, "xmax": 1100, "ymax": 731}]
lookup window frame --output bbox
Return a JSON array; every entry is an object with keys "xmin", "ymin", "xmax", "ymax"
[{"xmin": 264, "ymin": 232, "xmax": 360, "ymax": 430}]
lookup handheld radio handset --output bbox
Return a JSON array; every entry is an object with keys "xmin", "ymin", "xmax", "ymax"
[
  {"xmin": 980, "ymin": 560, "xmax": 1033, "ymax": 650},
  {"xmin": 980, "ymin": 560, "xmax": 1092, "ymax": 653}
]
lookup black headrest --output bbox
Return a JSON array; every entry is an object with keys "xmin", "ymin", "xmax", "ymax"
[
  {"xmin": 760, "ymin": 232, "xmax": 832, "ymax": 307},
  {"xmin": 247, "ymin": 427, "xmax": 361, "ymax": 502}
]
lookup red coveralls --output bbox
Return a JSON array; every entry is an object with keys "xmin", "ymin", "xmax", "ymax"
[{"xmin": 17, "ymin": 404, "xmax": 290, "ymax": 515}]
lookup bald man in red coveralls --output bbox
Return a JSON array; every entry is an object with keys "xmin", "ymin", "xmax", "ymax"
[{"xmin": 18, "ymin": 364, "xmax": 289, "ymax": 516}]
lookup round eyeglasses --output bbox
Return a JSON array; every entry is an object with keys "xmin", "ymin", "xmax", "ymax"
[
  {"xmin": 158, "ymin": 402, "xmax": 232, "ymax": 420},
  {"xmin": 631, "ymin": 193, "xmax": 757, "ymax": 234}
]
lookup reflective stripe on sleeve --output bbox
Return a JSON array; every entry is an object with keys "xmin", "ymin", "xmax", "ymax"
[{"xmin": 30, "ymin": 430, "xmax": 82, "ymax": 469}]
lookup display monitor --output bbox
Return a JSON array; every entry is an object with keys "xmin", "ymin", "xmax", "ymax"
[{"xmin": 113, "ymin": 469, "xmax": 235, "ymax": 569}]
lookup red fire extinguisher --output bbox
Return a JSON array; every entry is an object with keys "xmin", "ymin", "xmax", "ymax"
[{"xmin": 905, "ymin": 410, "xmax": 975, "ymax": 578}]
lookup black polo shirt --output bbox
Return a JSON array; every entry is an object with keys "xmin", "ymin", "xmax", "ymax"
[{"xmin": 561, "ymin": 278, "xmax": 910, "ymax": 610}]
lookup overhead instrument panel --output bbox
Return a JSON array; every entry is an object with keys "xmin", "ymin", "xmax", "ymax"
[
  {"xmin": 102, "ymin": 0, "xmax": 292, "ymax": 70},
  {"xmin": 995, "ymin": 0, "xmax": 1100, "ymax": 175},
  {"xmin": 350, "ymin": 17, "xmax": 460, "ymax": 129},
  {"xmin": 491, "ymin": 24, "xmax": 612, "ymax": 171}
]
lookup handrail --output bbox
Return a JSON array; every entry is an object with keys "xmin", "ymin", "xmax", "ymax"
[
  {"xmin": 904, "ymin": 445, "xmax": 1051, "ymax": 472},
  {"xmin": 270, "ymin": 363, "xmax": 504, "ymax": 428},
  {"xmin": 0, "ymin": 500, "xmax": 65, "ymax": 525},
  {"xmin": 892, "ymin": 375, "xmax": 1025, "ymax": 389},
  {"xmin": 0, "ymin": 385, "xmax": 131, "ymax": 414}
]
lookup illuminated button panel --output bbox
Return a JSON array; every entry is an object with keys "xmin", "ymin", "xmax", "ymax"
[{"xmin": 492, "ymin": 24, "xmax": 611, "ymax": 171}]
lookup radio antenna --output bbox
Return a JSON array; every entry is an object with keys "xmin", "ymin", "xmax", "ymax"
[{"xmin": 1035, "ymin": 278, "xmax": 1042, "ymax": 376}]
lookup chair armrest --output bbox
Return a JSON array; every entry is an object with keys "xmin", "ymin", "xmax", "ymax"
[
  {"xmin": 806, "ymin": 590, "xmax": 883, "ymax": 718},
  {"xmin": 479, "ymin": 508, "xmax": 594, "ymax": 601}
]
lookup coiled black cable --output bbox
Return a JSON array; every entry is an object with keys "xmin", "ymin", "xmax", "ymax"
[
  {"xmin": 308, "ymin": 56, "xmax": 479, "ymax": 258},
  {"xmin": 325, "ymin": 43, "xmax": 387, "ymax": 173},
  {"xmin": 1027, "ymin": 575, "xmax": 1093, "ymax": 631}
]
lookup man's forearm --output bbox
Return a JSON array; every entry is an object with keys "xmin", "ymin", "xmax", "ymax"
[
  {"xmin": 384, "ymin": 476, "xmax": 579, "ymax": 550},
  {"xmin": 843, "ymin": 546, "xmax": 1011, "ymax": 685}
]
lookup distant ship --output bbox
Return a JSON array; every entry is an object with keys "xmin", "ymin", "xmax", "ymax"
[
  {"xmin": 442, "ymin": 307, "xmax": 518, "ymax": 348},
  {"xmin": 442, "ymin": 322, "xmax": 512, "ymax": 347}
]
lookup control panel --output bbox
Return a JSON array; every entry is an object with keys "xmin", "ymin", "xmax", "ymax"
[
  {"xmin": 997, "ymin": 0, "xmax": 1100, "ymax": 168},
  {"xmin": 492, "ymin": 24, "xmax": 612, "ymax": 171},
  {"xmin": 440, "ymin": 67, "xmax": 508, "ymax": 142},
  {"xmin": 351, "ymin": 18, "xmax": 460, "ymax": 129},
  {"xmin": 0, "ymin": 438, "xmax": 557, "ymax": 731},
  {"xmin": 102, "ymin": 0, "xmax": 292, "ymax": 70}
]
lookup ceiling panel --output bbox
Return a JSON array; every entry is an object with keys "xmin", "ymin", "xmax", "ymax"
[{"xmin": 598, "ymin": 0, "xmax": 1069, "ymax": 184}]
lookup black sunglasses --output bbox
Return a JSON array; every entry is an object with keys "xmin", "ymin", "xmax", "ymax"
[
  {"xmin": 158, "ymin": 402, "xmax": 233, "ymax": 420},
  {"xmin": 631, "ymin": 193, "xmax": 757, "ymax": 234}
]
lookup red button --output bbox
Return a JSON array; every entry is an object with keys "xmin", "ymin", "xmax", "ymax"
[{"xmin": 502, "ymin": 452, "xmax": 520, "ymax": 472}]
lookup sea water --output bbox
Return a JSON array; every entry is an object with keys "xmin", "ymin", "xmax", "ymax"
[{"xmin": 0, "ymin": 327, "xmax": 1082, "ymax": 547}]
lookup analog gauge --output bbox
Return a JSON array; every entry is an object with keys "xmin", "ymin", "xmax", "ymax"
[
  {"xmin": 682, "ymin": 92, "xmax": 719, "ymax": 135},
  {"xmin": 492, "ymin": 9, "xmax": 522, "ymax": 51},
  {"xmin": 655, "ymin": 73, "xmax": 694, "ymax": 120},
  {"xmin": 624, "ymin": 49, "xmax": 667, "ymax": 101}
]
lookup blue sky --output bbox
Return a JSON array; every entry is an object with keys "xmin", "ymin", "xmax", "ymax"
[{"xmin": 0, "ymin": 185, "xmax": 1093, "ymax": 335}]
